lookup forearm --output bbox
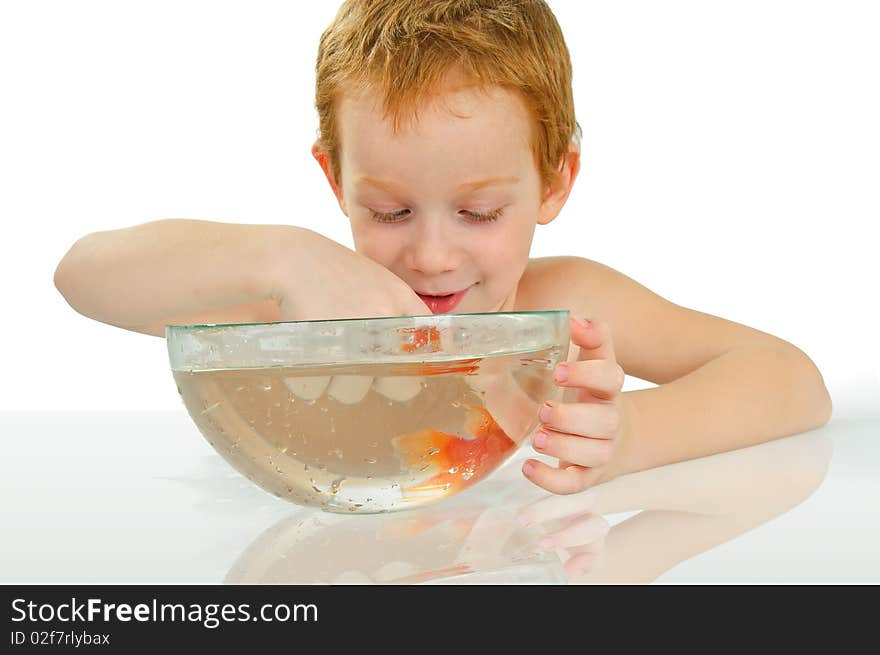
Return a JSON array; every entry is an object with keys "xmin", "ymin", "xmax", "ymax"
[
  {"xmin": 617, "ymin": 345, "xmax": 833, "ymax": 476},
  {"xmin": 53, "ymin": 218, "xmax": 298, "ymax": 329}
]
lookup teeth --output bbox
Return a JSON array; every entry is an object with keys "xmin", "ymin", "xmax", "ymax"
[
  {"xmin": 372, "ymin": 376, "xmax": 424, "ymax": 402},
  {"xmin": 284, "ymin": 376, "xmax": 331, "ymax": 401},
  {"xmin": 327, "ymin": 375, "xmax": 374, "ymax": 404}
]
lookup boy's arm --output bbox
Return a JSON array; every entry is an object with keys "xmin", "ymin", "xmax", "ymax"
[
  {"xmin": 617, "ymin": 344, "xmax": 832, "ymax": 477},
  {"xmin": 542, "ymin": 257, "xmax": 833, "ymax": 486},
  {"xmin": 53, "ymin": 219, "xmax": 297, "ymax": 336}
]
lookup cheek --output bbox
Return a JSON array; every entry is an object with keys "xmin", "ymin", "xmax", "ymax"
[
  {"xmin": 351, "ymin": 223, "xmax": 401, "ymax": 264},
  {"xmin": 475, "ymin": 221, "xmax": 533, "ymax": 263},
  {"xmin": 469, "ymin": 237, "xmax": 527, "ymax": 288}
]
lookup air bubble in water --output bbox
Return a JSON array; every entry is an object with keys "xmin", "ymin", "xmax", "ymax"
[
  {"xmin": 448, "ymin": 466, "xmax": 459, "ymax": 474},
  {"xmin": 365, "ymin": 457, "xmax": 377, "ymax": 464},
  {"xmin": 260, "ymin": 383, "xmax": 272, "ymax": 392},
  {"xmin": 329, "ymin": 477, "xmax": 345, "ymax": 496},
  {"xmin": 200, "ymin": 401, "xmax": 221, "ymax": 415}
]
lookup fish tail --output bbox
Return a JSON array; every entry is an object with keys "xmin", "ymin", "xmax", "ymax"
[{"xmin": 391, "ymin": 428, "xmax": 454, "ymax": 471}]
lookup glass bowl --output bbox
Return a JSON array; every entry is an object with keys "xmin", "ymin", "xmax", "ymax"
[{"xmin": 167, "ymin": 310, "xmax": 569, "ymax": 513}]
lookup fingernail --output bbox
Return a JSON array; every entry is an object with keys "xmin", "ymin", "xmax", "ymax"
[
  {"xmin": 554, "ymin": 363, "xmax": 568, "ymax": 383},
  {"xmin": 539, "ymin": 402, "xmax": 553, "ymax": 423},
  {"xmin": 522, "ymin": 460, "xmax": 535, "ymax": 475},
  {"xmin": 533, "ymin": 430, "xmax": 547, "ymax": 449}
]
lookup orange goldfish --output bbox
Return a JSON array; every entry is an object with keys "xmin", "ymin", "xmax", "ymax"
[
  {"xmin": 399, "ymin": 325, "xmax": 442, "ymax": 353},
  {"xmin": 391, "ymin": 402, "xmax": 517, "ymax": 496}
]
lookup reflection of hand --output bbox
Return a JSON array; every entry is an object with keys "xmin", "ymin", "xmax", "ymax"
[
  {"xmin": 516, "ymin": 491, "xmax": 610, "ymax": 580},
  {"xmin": 515, "ymin": 430, "xmax": 833, "ymax": 583},
  {"xmin": 451, "ymin": 506, "xmax": 521, "ymax": 571},
  {"xmin": 523, "ymin": 317, "xmax": 629, "ymax": 493}
]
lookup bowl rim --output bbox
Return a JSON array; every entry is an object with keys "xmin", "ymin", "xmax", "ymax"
[{"xmin": 165, "ymin": 309, "xmax": 569, "ymax": 332}]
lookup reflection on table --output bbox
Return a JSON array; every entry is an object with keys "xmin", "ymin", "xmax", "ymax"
[{"xmin": 224, "ymin": 427, "xmax": 832, "ymax": 584}]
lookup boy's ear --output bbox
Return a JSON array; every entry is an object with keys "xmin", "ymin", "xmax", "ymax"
[
  {"xmin": 311, "ymin": 141, "xmax": 349, "ymax": 216},
  {"xmin": 537, "ymin": 146, "xmax": 581, "ymax": 225}
]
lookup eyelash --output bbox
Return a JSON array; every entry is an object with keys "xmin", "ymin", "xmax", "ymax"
[{"xmin": 369, "ymin": 207, "xmax": 505, "ymax": 224}]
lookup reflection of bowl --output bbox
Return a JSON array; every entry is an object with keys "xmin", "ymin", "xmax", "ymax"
[
  {"xmin": 224, "ymin": 484, "xmax": 567, "ymax": 584},
  {"xmin": 167, "ymin": 311, "xmax": 569, "ymax": 513}
]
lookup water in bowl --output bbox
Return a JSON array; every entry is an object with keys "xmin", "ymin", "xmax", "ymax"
[{"xmin": 174, "ymin": 346, "xmax": 560, "ymax": 513}]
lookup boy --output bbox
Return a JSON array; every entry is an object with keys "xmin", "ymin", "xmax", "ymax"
[{"xmin": 53, "ymin": 0, "xmax": 832, "ymax": 494}]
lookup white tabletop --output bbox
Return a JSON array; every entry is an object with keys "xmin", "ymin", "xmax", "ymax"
[{"xmin": 2, "ymin": 383, "xmax": 878, "ymax": 584}]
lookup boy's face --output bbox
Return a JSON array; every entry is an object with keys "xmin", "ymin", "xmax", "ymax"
[{"xmin": 314, "ymin": 74, "xmax": 576, "ymax": 314}]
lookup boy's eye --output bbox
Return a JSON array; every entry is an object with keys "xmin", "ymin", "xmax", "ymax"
[
  {"xmin": 463, "ymin": 207, "xmax": 505, "ymax": 223},
  {"xmin": 368, "ymin": 207, "xmax": 504, "ymax": 224},
  {"xmin": 369, "ymin": 209, "xmax": 411, "ymax": 223}
]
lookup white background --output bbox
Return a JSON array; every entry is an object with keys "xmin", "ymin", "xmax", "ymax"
[{"xmin": 1, "ymin": 0, "xmax": 877, "ymax": 412}]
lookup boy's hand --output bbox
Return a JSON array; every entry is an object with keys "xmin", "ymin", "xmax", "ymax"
[
  {"xmin": 273, "ymin": 228, "xmax": 431, "ymax": 321},
  {"xmin": 522, "ymin": 317, "xmax": 630, "ymax": 494}
]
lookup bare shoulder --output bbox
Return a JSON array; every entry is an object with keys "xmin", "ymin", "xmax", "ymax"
[
  {"xmin": 515, "ymin": 256, "xmax": 792, "ymax": 384},
  {"xmin": 514, "ymin": 256, "xmax": 607, "ymax": 315}
]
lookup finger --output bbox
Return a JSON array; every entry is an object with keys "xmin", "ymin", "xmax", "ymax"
[
  {"xmin": 532, "ymin": 428, "xmax": 614, "ymax": 469},
  {"xmin": 553, "ymin": 359, "xmax": 624, "ymax": 401},
  {"xmin": 465, "ymin": 365, "xmax": 540, "ymax": 445},
  {"xmin": 538, "ymin": 400, "xmax": 620, "ymax": 439},
  {"xmin": 565, "ymin": 547, "xmax": 605, "ymax": 582},
  {"xmin": 570, "ymin": 316, "xmax": 617, "ymax": 364},
  {"xmin": 516, "ymin": 490, "xmax": 597, "ymax": 528},
  {"xmin": 539, "ymin": 513, "xmax": 610, "ymax": 551},
  {"xmin": 522, "ymin": 458, "xmax": 590, "ymax": 495}
]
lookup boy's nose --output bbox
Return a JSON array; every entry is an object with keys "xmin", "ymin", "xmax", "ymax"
[{"xmin": 406, "ymin": 218, "xmax": 461, "ymax": 275}]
